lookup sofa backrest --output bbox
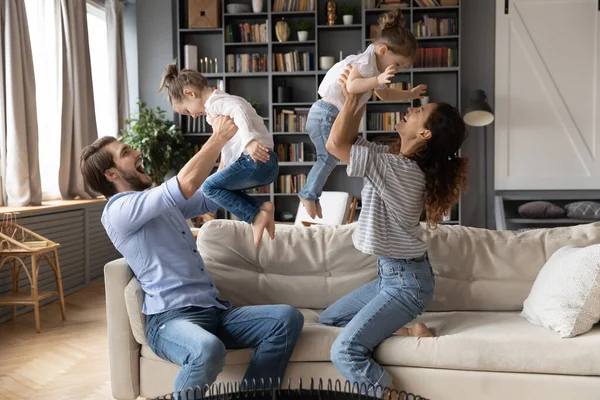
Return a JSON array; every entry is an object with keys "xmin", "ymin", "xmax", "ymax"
[{"xmin": 197, "ymin": 220, "xmax": 600, "ymax": 312}]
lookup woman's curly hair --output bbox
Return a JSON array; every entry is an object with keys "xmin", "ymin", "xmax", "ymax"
[{"xmin": 390, "ymin": 103, "xmax": 469, "ymax": 227}]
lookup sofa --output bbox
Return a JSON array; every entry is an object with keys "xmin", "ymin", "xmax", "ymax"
[{"xmin": 104, "ymin": 220, "xmax": 600, "ymax": 400}]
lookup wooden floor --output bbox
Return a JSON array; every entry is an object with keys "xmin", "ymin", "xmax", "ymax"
[{"xmin": 0, "ymin": 283, "xmax": 125, "ymax": 400}]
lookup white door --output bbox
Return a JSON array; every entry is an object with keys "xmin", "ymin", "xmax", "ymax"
[{"xmin": 495, "ymin": 0, "xmax": 600, "ymax": 190}]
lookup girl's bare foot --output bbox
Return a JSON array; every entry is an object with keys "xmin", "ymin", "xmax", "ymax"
[
  {"xmin": 252, "ymin": 202, "xmax": 275, "ymax": 247},
  {"xmin": 260, "ymin": 202, "xmax": 275, "ymax": 240},
  {"xmin": 315, "ymin": 201, "xmax": 323, "ymax": 219},
  {"xmin": 395, "ymin": 322, "xmax": 434, "ymax": 337},
  {"xmin": 299, "ymin": 197, "xmax": 317, "ymax": 219}
]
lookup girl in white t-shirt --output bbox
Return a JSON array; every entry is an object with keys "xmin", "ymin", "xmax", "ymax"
[
  {"xmin": 159, "ymin": 62, "xmax": 277, "ymax": 248},
  {"xmin": 298, "ymin": 8, "xmax": 427, "ymax": 218}
]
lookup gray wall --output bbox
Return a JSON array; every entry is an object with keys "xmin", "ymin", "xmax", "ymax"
[
  {"xmin": 459, "ymin": 0, "xmax": 496, "ymax": 228},
  {"xmin": 124, "ymin": 1, "xmax": 139, "ymax": 115},
  {"xmin": 135, "ymin": 0, "xmax": 176, "ymax": 113},
  {"xmin": 133, "ymin": 0, "xmax": 497, "ymax": 228}
]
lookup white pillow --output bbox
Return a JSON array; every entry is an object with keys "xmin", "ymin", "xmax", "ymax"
[{"xmin": 521, "ymin": 244, "xmax": 600, "ymax": 338}]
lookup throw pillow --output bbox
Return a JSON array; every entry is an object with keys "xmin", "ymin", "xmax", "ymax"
[
  {"xmin": 517, "ymin": 201, "xmax": 565, "ymax": 218},
  {"xmin": 565, "ymin": 201, "xmax": 600, "ymax": 220},
  {"xmin": 521, "ymin": 244, "xmax": 600, "ymax": 338}
]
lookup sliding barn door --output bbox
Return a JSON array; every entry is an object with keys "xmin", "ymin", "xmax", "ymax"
[{"xmin": 495, "ymin": 0, "xmax": 600, "ymax": 189}]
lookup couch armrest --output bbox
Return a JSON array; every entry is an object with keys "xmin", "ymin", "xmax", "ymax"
[{"xmin": 104, "ymin": 258, "xmax": 140, "ymax": 400}]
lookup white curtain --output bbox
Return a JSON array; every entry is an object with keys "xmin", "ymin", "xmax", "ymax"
[
  {"xmin": 59, "ymin": 0, "xmax": 99, "ymax": 199},
  {"xmin": 106, "ymin": 0, "xmax": 129, "ymax": 133},
  {"xmin": 0, "ymin": 0, "xmax": 42, "ymax": 206},
  {"xmin": 25, "ymin": 0, "xmax": 61, "ymax": 200}
]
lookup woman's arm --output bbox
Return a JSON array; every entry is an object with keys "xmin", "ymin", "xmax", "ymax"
[{"xmin": 326, "ymin": 66, "xmax": 367, "ymax": 164}]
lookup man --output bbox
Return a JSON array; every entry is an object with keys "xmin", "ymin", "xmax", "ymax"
[{"xmin": 81, "ymin": 116, "xmax": 304, "ymax": 398}]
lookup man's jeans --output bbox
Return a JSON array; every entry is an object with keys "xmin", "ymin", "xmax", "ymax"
[{"xmin": 145, "ymin": 304, "xmax": 304, "ymax": 398}]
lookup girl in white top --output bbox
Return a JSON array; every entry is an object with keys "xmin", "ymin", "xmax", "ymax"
[
  {"xmin": 298, "ymin": 9, "xmax": 427, "ymax": 218},
  {"xmin": 160, "ymin": 62, "xmax": 277, "ymax": 248}
]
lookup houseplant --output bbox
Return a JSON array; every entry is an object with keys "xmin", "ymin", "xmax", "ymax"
[
  {"xmin": 119, "ymin": 100, "xmax": 193, "ymax": 185},
  {"xmin": 296, "ymin": 21, "xmax": 311, "ymax": 41},
  {"xmin": 341, "ymin": 5, "xmax": 354, "ymax": 25}
]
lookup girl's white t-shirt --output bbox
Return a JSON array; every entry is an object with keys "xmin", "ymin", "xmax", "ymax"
[{"xmin": 318, "ymin": 44, "xmax": 386, "ymax": 112}]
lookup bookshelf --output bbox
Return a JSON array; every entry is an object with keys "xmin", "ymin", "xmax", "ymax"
[{"xmin": 175, "ymin": 0, "xmax": 462, "ymax": 224}]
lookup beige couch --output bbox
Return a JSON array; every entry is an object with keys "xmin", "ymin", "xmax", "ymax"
[{"xmin": 104, "ymin": 220, "xmax": 600, "ymax": 400}]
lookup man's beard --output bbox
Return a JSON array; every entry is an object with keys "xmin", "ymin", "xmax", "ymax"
[{"xmin": 119, "ymin": 168, "xmax": 152, "ymax": 191}]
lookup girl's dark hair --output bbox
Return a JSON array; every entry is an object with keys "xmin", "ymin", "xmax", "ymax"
[
  {"xmin": 374, "ymin": 8, "xmax": 418, "ymax": 60},
  {"xmin": 158, "ymin": 60, "xmax": 209, "ymax": 104},
  {"xmin": 390, "ymin": 103, "xmax": 469, "ymax": 226}
]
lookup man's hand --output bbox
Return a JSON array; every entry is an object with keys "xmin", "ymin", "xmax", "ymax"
[
  {"xmin": 211, "ymin": 115, "xmax": 238, "ymax": 143},
  {"xmin": 410, "ymin": 84, "xmax": 427, "ymax": 100},
  {"xmin": 338, "ymin": 66, "xmax": 361, "ymax": 107},
  {"xmin": 246, "ymin": 140, "xmax": 270, "ymax": 163},
  {"xmin": 377, "ymin": 65, "xmax": 396, "ymax": 85}
]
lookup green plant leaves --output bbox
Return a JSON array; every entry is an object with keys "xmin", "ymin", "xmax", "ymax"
[{"xmin": 118, "ymin": 100, "xmax": 193, "ymax": 184}]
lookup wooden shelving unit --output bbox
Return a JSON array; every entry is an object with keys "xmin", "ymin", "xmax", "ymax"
[{"xmin": 175, "ymin": 0, "xmax": 462, "ymax": 223}]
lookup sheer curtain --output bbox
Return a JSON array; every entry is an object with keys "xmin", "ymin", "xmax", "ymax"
[
  {"xmin": 87, "ymin": 1, "xmax": 115, "ymax": 138},
  {"xmin": 24, "ymin": 0, "xmax": 61, "ymax": 200}
]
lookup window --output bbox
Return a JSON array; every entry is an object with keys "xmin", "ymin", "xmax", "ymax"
[
  {"xmin": 87, "ymin": 2, "xmax": 115, "ymax": 139},
  {"xmin": 24, "ymin": 0, "xmax": 114, "ymax": 200},
  {"xmin": 24, "ymin": 0, "xmax": 61, "ymax": 200}
]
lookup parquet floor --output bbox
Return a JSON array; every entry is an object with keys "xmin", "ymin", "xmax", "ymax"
[{"xmin": 0, "ymin": 283, "xmax": 138, "ymax": 400}]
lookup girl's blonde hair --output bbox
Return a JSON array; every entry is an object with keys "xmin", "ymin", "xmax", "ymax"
[
  {"xmin": 374, "ymin": 8, "xmax": 418, "ymax": 60},
  {"xmin": 158, "ymin": 60, "xmax": 209, "ymax": 104}
]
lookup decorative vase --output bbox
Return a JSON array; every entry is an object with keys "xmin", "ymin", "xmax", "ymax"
[
  {"xmin": 327, "ymin": 1, "xmax": 337, "ymax": 25},
  {"xmin": 252, "ymin": 0, "xmax": 263, "ymax": 13},
  {"xmin": 297, "ymin": 31, "xmax": 309, "ymax": 42},
  {"xmin": 343, "ymin": 15, "xmax": 353, "ymax": 25},
  {"xmin": 275, "ymin": 18, "xmax": 290, "ymax": 42}
]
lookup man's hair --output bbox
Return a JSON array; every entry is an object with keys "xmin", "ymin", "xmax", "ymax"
[{"xmin": 80, "ymin": 136, "xmax": 118, "ymax": 198}]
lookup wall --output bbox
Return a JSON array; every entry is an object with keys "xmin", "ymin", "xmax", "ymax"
[
  {"xmin": 136, "ymin": 0, "xmax": 176, "ymax": 113},
  {"xmin": 133, "ymin": 0, "xmax": 497, "ymax": 228},
  {"xmin": 124, "ymin": 1, "xmax": 139, "ymax": 114},
  {"xmin": 459, "ymin": 0, "xmax": 496, "ymax": 228}
]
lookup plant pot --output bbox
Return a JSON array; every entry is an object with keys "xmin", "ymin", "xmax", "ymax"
[
  {"xmin": 297, "ymin": 31, "xmax": 309, "ymax": 42},
  {"xmin": 343, "ymin": 15, "xmax": 353, "ymax": 25},
  {"xmin": 252, "ymin": 0, "xmax": 263, "ymax": 13}
]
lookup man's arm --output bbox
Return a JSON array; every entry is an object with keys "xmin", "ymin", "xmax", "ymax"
[
  {"xmin": 326, "ymin": 66, "xmax": 366, "ymax": 164},
  {"xmin": 177, "ymin": 116, "xmax": 237, "ymax": 199},
  {"xmin": 106, "ymin": 117, "xmax": 237, "ymax": 236}
]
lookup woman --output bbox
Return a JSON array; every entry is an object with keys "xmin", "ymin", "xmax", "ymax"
[{"xmin": 319, "ymin": 66, "xmax": 468, "ymax": 392}]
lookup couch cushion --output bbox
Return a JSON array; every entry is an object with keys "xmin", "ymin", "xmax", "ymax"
[
  {"xmin": 381, "ymin": 312, "xmax": 600, "ymax": 376},
  {"xmin": 139, "ymin": 307, "xmax": 600, "ymax": 376},
  {"xmin": 197, "ymin": 220, "xmax": 600, "ymax": 312},
  {"xmin": 420, "ymin": 222, "xmax": 600, "ymax": 311},
  {"xmin": 197, "ymin": 221, "xmax": 378, "ymax": 309},
  {"xmin": 125, "ymin": 277, "xmax": 147, "ymax": 345},
  {"xmin": 521, "ymin": 244, "xmax": 600, "ymax": 338}
]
